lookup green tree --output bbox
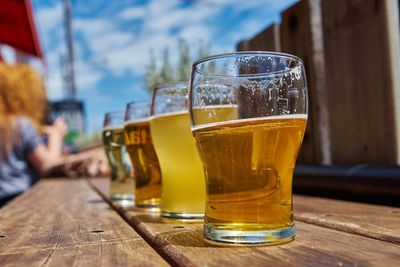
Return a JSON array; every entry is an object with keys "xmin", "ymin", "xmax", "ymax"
[
  {"xmin": 177, "ymin": 38, "xmax": 190, "ymax": 81},
  {"xmin": 197, "ymin": 40, "xmax": 216, "ymax": 73},
  {"xmin": 159, "ymin": 47, "xmax": 174, "ymax": 85},
  {"xmin": 198, "ymin": 39, "xmax": 208, "ymax": 59},
  {"xmin": 145, "ymin": 38, "xmax": 213, "ymax": 93},
  {"xmin": 145, "ymin": 48, "xmax": 160, "ymax": 93}
]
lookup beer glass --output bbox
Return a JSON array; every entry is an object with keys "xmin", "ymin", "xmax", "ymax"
[
  {"xmin": 150, "ymin": 83, "xmax": 206, "ymax": 220},
  {"xmin": 102, "ymin": 111, "xmax": 135, "ymax": 207},
  {"xmin": 124, "ymin": 100, "xmax": 162, "ymax": 211},
  {"xmin": 189, "ymin": 52, "xmax": 308, "ymax": 245}
]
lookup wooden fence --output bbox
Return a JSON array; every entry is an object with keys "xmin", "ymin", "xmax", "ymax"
[{"xmin": 237, "ymin": 0, "xmax": 400, "ymax": 166}]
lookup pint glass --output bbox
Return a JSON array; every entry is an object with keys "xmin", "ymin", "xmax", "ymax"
[
  {"xmin": 150, "ymin": 83, "xmax": 206, "ymax": 220},
  {"xmin": 189, "ymin": 52, "xmax": 308, "ymax": 245},
  {"xmin": 124, "ymin": 100, "xmax": 162, "ymax": 211},
  {"xmin": 102, "ymin": 111, "xmax": 135, "ymax": 207}
]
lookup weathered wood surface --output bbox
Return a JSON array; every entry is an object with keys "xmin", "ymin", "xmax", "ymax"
[
  {"xmin": 122, "ymin": 215, "xmax": 400, "ymax": 267},
  {"xmin": 0, "ymin": 179, "xmax": 168, "ymax": 267},
  {"xmin": 294, "ymin": 195, "xmax": 400, "ymax": 244},
  {"xmin": 238, "ymin": 0, "xmax": 400, "ymax": 167},
  {"xmin": 90, "ymin": 177, "xmax": 400, "ymax": 266},
  {"xmin": 321, "ymin": 0, "xmax": 400, "ymax": 165}
]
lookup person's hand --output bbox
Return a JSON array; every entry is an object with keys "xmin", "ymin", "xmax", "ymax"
[
  {"xmin": 42, "ymin": 117, "xmax": 68, "ymax": 139},
  {"xmin": 30, "ymin": 117, "xmax": 68, "ymax": 174},
  {"xmin": 53, "ymin": 117, "xmax": 68, "ymax": 137}
]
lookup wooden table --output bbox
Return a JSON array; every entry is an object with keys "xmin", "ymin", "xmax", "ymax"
[{"xmin": 0, "ymin": 178, "xmax": 399, "ymax": 266}]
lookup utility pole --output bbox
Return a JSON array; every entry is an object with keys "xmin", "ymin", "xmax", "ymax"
[{"xmin": 63, "ymin": 0, "xmax": 76, "ymax": 100}]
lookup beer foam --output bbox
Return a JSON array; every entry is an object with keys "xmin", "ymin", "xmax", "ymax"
[
  {"xmin": 193, "ymin": 104, "xmax": 239, "ymax": 110},
  {"xmin": 150, "ymin": 110, "xmax": 188, "ymax": 120},
  {"xmin": 124, "ymin": 117, "xmax": 151, "ymax": 125},
  {"xmin": 191, "ymin": 114, "xmax": 308, "ymax": 131}
]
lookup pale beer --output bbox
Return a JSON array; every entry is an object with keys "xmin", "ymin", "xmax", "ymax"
[
  {"xmin": 102, "ymin": 126, "xmax": 134, "ymax": 205},
  {"xmin": 150, "ymin": 111, "xmax": 206, "ymax": 219}
]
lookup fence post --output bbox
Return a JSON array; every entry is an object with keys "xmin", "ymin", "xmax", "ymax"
[
  {"xmin": 281, "ymin": 0, "xmax": 331, "ymax": 165},
  {"xmin": 321, "ymin": 0, "xmax": 400, "ymax": 165},
  {"xmin": 236, "ymin": 23, "xmax": 281, "ymax": 52}
]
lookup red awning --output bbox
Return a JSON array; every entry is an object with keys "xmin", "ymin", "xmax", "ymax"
[{"xmin": 0, "ymin": 0, "xmax": 43, "ymax": 58}]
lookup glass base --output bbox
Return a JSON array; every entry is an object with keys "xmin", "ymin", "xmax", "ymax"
[
  {"xmin": 204, "ymin": 224, "xmax": 295, "ymax": 246},
  {"xmin": 161, "ymin": 210, "xmax": 204, "ymax": 222},
  {"xmin": 110, "ymin": 194, "xmax": 135, "ymax": 208},
  {"xmin": 135, "ymin": 198, "xmax": 161, "ymax": 212}
]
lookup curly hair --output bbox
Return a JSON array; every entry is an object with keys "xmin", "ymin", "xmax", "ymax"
[{"xmin": 0, "ymin": 63, "xmax": 47, "ymax": 157}]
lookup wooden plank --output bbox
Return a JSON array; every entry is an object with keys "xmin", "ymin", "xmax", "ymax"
[
  {"xmin": 281, "ymin": 0, "xmax": 331, "ymax": 165},
  {"xmin": 249, "ymin": 23, "xmax": 281, "ymax": 51},
  {"xmin": 0, "ymin": 179, "xmax": 168, "ymax": 267},
  {"xmin": 236, "ymin": 40, "xmax": 249, "ymax": 51},
  {"xmin": 89, "ymin": 178, "xmax": 400, "ymax": 266},
  {"xmin": 236, "ymin": 23, "xmax": 281, "ymax": 52},
  {"xmin": 119, "ymin": 210, "xmax": 400, "ymax": 266},
  {"xmin": 294, "ymin": 195, "xmax": 400, "ymax": 244},
  {"xmin": 92, "ymin": 176, "xmax": 400, "ymax": 244},
  {"xmin": 321, "ymin": 0, "xmax": 400, "ymax": 165}
]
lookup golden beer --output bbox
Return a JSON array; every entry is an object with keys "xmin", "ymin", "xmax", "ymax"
[
  {"xmin": 192, "ymin": 115, "xmax": 307, "ymax": 239},
  {"xmin": 124, "ymin": 119, "xmax": 162, "ymax": 210},
  {"xmin": 150, "ymin": 111, "xmax": 205, "ymax": 219},
  {"xmin": 102, "ymin": 127, "xmax": 134, "ymax": 205}
]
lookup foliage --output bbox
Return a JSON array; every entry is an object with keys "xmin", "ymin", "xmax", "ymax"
[
  {"xmin": 145, "ymin": 49, "xmax": 160, "ymax": 94},
  {"xmin": 177, "ymin": 38, "xmax": 190, "ymax": 81},
  {"xmin": 145, "ymin": 38, "xmax": 212, "ymax": 93},
  {"xmin": 159, "ymin": 47, "xmax": 175, "ymax": 85}
]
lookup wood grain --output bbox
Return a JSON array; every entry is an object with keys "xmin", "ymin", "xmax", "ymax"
[
  {"xmin": 321, "ymin": 0, "xmax": 400, "ymax": 165},
  {"xmin": 90, "ymin": 178, "xmax": 400, "ymax": 266},
  {"xmin": 294, "ymin": 194, "xmax": 400, "ymax": 244},
  {"xmin": 0, "ymin": 179, "xmax": 168, "ymax": 267},
  {"xmin": 281, "ymin": 0, "xmax": 331, "ymax": 165},
  {"xmin": 119, "ymin": 209, "xmax": 400, "ymax": 266}
]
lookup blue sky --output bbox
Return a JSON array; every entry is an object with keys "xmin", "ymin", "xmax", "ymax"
[{"xmin": 29, "ymin": 0, "xmax": 298, "ymax": 133}]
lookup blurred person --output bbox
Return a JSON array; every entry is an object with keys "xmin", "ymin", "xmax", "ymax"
[{"xmin": 0, "ymin": 63, "xmax": 67, "ymax": 207}]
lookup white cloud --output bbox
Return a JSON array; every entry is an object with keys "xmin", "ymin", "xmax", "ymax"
[
  {"xmin": 34, "ymin": 0, "xmax": 298, "ymax": 132},
  {"xmin": 101, "ymin": 32, "xmax": 175, "ymax": 75},
  {"xmin": 35, "ymin": 1, "xmax": 63, "ymax": 46},
  {"xmin": 119, "ymin": 7, "xmax": 146, "ymax": 20},
  {"xmin": 42, "ymin": 45, "xmax": 65, "ymax": 100},
  {"xmin": 178, "ymin": 24, "xmax": 212, "ymax": 43},
  {"xmin": 44, "ymin": 72, "xmax": 63, "ymax": 100},
  {"xmin": 72, "ymin": 0, "xmax": 221, "ymax": 77},
  {"xmin": 74, "ymin": 18, "xmax": 114, "ymax": 38},
  {"xmin": 209, "ymin": 0, "xmax": 286, "ymax": 13},
  {"xmin": 0, "ymin": 45, "xmax": 16, "ymax": 63},
  {"xmin": 36, "ymin": 1, "xmax": 63, "ymax": 29},
  {"xmin": 146, "ymin": 0, "xmax": 180, "ymax": 17},
  {"xmin": 74, "ymin": 62, "xmax": 104, "ymax": 91},
  {"xmin": 34, "ymin": 1, "xmax": 66, "ymax": 100}
]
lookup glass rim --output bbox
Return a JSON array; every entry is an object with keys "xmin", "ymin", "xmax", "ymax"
[
  {"xmin": 126, "ymin": 99, "xmax": 149, "ymax": 107},
  {"xmin": 105, "ymin": 111, "xmax": 125, "ymax": 117},
  {"xmin": 151, "ymin": 82, "xmax": 189, "ymax": 116},
  {"xmin": 154, "ymin": 81, "xmax": 188, "ymax": 91},
  {"xmin": 192, "ymin": 51, "xmax": 303, "ymax": 78},
  {"xmin": 104, "ymin": 111, "xmax": 125, "ymax": 129},
  {"xmin": 125, "ymin": 99, "xmax": 151, "ymax": 122}
]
